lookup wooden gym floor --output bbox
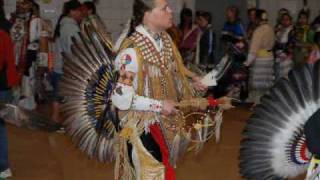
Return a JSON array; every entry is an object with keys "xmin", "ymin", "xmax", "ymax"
[{"xmin": 5, "ymin": 106, "xmax": 305, "ymax": 180}]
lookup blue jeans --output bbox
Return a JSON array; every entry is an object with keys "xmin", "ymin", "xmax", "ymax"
[
  {"xmin": 50, "ymin": 72, "xmax": 62, "ymax": 101},
  {"xmin": 0, "ymin": 119, "xmax": 8, "ymax": 172},
  {"xmin": 0, "ymin": 90, "xmax": 12, "ymax": 172}
]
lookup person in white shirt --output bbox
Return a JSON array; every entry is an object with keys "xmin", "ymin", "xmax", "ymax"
[{"xmin": 51, "ymin": 0, "xmax": 83, "ymax": 124}]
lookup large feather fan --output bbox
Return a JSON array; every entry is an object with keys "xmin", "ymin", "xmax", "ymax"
[
  {"xmin": 60, "ymin": 17, "xmax": 233, "ymax": 163},
  {"xmin": 60, "ymin": 20, "xmax": 118, "ymax": 163},
  {"xmin": 238, "ymin": 62, "xmax": 320, "ymax": 179}
]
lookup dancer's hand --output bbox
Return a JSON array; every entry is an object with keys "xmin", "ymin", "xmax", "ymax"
[
  {"xmin": 161, "ymin": 100, "xmax": 177, "ymax": 116},
  {"xmin": 192, "ymin": 76, "xmax": 208, "ymax": 91}
]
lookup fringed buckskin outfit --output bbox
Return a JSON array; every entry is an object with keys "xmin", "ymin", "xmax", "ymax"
[{"xmin": 112, "ymin": 25, "xmax": 199, "ymax": 180}]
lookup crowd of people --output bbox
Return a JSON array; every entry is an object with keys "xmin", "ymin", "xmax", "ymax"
[
  {"xmin": 0, "ymin": 0, "xmax": 99, "ymax": 178},
  {"xmin": 1, "ymin": 0, "xmax": 320, "ymax": 179},
  {"xmin": 172, "ymin": 6, "xmax": 320, "ymax": 107}
]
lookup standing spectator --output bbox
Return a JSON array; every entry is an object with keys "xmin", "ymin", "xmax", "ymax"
[
  {"xmin": 18, "ymin": 0, "xmax": 41, "ymax": 110},
  {"xmin": 274, "ymin": 8, "xmax": 289, "ymax": 34},
  {"xmin": 0, "ymin": 1, "xmax": 20, "ymax": 178},
  {"xmin": 291, "ymin": 10, "xmax": 314, "ymax": 67},
  {"xmin": 217, "ymin": 6, "xmax": 247, "ymax": 100},
  {"xmin": 179, "ymin": 8, "xmax": 200, "ymax": 65},
  {"xmin": 311, "ymin": 12, "xmax": 320, "ymax": 30},
  {"xmin": 9, "ymin": 0, "xmax": 34, "ymax": 105},
  {"xmin": 221, "ymin": 6, "xmax": 246, "ymax": 48},
  {"xmin": 51, "ymin": 0, "xmax": 83, "ymax": 124},
  {"xmin": 195, "ymin": 11, "xmax": 216, "ymax": 71},
  {"xmin": 247, "ymin": 8, "xmax": 258, "ymax": 41},
  {"xmin": 221, "ymin": 6, "xmax": 247, "ymax": 63},
  {"xmin": 244, "ymin": 9, "xmax": 275, "ymax": 107},
  {"xmin": 274, "ymin": 13, "xmax": 294, "ymax": 80},
  {"xmin": 308, "ymin": 29, "xmax": 320, "ymax": 64},
  {"xmin": 167, "ymin": 23, "xmax": 181, "ymax": 47}
]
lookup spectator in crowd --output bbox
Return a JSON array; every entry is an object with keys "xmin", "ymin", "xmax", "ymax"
[
  {"xmin": 247, "ymin": 8, "xmax": 258, "ymax": 41},
  {"xmin": 274, "ymin": 12, "xmax": 294, "ymax": 80},
  {"xmin": 221, "ymin": 6, "xmax": 246, "ymax": 48},
  {"xmin": 167, "ymin": 23, "xmax": 181, "ymax": 47},
  {"xmin": 51, "ymin": 0, "xmax": 83, "ymax": 125},
  {"xmin": 195, "ymin": 11, "xmax": 216, "ymax": 71},
  {"xmin": 18, "ymin": 0, "xmax": 41, "ymax": 110},
  {"xmin": 308, "ymin": 28, "xmax": 320, "ymax": 64},
  {"xmin": 244, "ymin": 9, "xmax": 275, "ymax": 107},
  {"xmin": 311, "ymin": 13, "xmax": 320, "ymax": 31},
  {"xmin": 291, "ymin": 10, "xmax": 314, "ymax": 67},
  {"xmin": 179, "ymin": 8, "xmax": 200, "ymax": 65},
  {"xmin": 0, "ymin": 1, "xmax": 21, "ymax": 178},
  {"xmin": 218, "ymin": 6, "xmax": 248, "ymax": 100},
  {"xmin": 275, "ymin": 8, "xmax": 289, "ymax": 34}
]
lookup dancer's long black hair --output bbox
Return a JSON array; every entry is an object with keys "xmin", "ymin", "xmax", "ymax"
[{"xmin": 128, "ymin": 0, "xmax": 155, "ymax": 36}]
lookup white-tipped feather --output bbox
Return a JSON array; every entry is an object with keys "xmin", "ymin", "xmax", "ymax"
[
  {"xmin": 240, "ymin": 63, "xmax": 320, "ymax": 179},
  {"xmin": 271, "ymin": 102, "xmax": 316, "ymax": 178}
]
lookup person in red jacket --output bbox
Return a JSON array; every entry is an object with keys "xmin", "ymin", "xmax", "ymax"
[
  {"xmin": 0, "ymin": 31, "xmax": 21, "ymax": 88},
  {"xmin": 0, "ymin": 1, "xmax": 21, "ymax": 178}
]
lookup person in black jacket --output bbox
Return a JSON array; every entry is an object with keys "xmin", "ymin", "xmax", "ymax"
[{"xmin": 196, "ymin": 11, "xmax": 216, "ymax": 71}]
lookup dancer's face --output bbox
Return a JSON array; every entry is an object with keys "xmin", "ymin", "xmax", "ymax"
[{"xmin": 144, "ymin": 0, "xmax": 173, "ymax": 31}]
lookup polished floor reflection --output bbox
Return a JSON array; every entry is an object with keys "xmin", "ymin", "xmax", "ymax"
[{"xmin": 6, "ymin": 106, "xmax": 304, "ymax": 180}]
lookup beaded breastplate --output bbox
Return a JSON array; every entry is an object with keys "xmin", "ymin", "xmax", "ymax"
[{"xmin": 129, "ymin": 31, "xmax": 174, "ymax": 71}]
